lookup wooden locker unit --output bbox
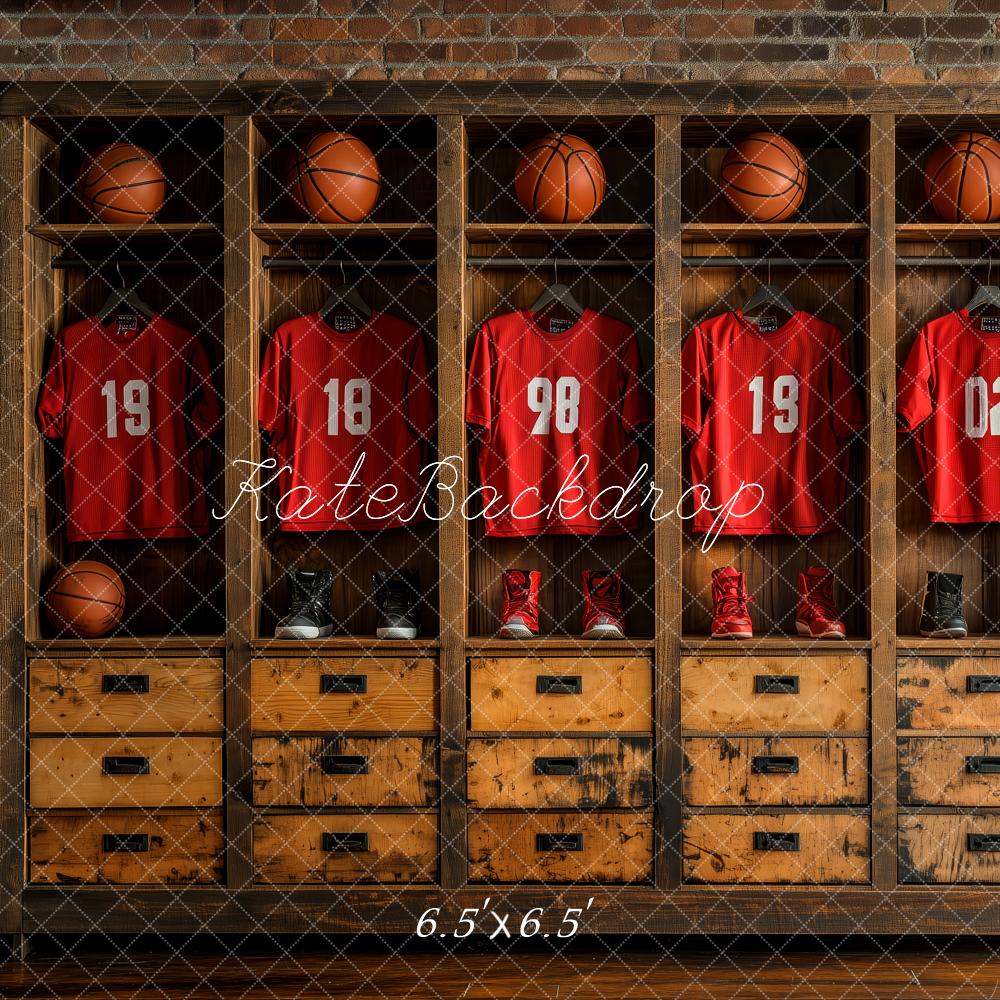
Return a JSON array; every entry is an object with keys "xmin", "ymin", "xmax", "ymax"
[{"xmin": 8, "ymin": 80, "xmax": 1000, "ymax": 936}]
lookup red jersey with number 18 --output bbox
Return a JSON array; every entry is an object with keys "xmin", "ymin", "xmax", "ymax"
[
  {"xmin": 466, "ymin": 308, "xmax": 651, "ymax": 537},
  {"xmin": 682, "ymin": 310, "xmax": 864, "ymax": 536}
]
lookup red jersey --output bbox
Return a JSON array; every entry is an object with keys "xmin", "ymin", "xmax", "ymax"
[
  {"xmin": 682, "ymin": 310, "xmax": 863, "ymax": 536},
  {"xmin": 466, "ymin": 308, "xmax": 651, "ymax": 537},
  {"xmin": 36, "ymin": 314, "xmax": 221, "ymax": 542},
  {"xmin": 897, "ymin": 309, "xmax": 1000, "ymax": 523},
  {"xmin": 259, "ymin": 311, "xmax": 435, "ymax": 532}
]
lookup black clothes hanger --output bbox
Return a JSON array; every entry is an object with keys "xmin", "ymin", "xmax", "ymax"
[
  {"xmin": 97, "ymin": 261, "xmax": 155, "ymax": 324},
  {"xmin": 319, "ymin": 260, "xmax": 372, "ymax": 322},
  {"xmin": 528, "ymin": 259, "xmax": 585, "ymax": 318}
]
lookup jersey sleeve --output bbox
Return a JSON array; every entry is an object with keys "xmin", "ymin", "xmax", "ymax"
[
  {"xmin": 258, "ymin": 328, "xmax": 288, "ymax": 440},
  {"xmin": 619, "ymin": 328, "xmax": 652, "ymax": 432},
  {"xmin": 404, "ymin": 331, "xmax": 436, "ymax": 441},
  {"xmin": 830, "ymin": 333, "xmax": 865, "ymax": 439},
  {"xmin": 36, "ymin": 333, "xmax": 67, "ymax": 440},
  {"xmin": 466, "ymin": 323, "xmax": 493, "ymax": 440},
  {"xmin": 681, "ymin": 325, "xmax": 708, "ymax": 435},
  {"xmin": 897, "ymin": 327, "xmax": 934, "ymax": 431},
  {"xmin": 187, "ymin": 337, "xmax": 222, "ymax": 438}
]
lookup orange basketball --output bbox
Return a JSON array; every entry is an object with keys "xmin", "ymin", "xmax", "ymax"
[
  {"xmin": 719, "ymin": 132, "xmax": 807, "ymax": 222},
  {"xmin": 44, "ymin": 560, "xmax": 125, "ymax": 638},
  {"xmin": 514, "ymin": 133, "xmax": 606, "ymax": 224},
  {"xmin": 924, "ymin": 132, "xmax": 1000, "ymax": 223},
  {"xmin": 77, "ymin": 144, "xmax": 166, "ymax": 224},
  {"xmin": 288, "ymin": 131, "xmax": 381, "ymax": 223}
]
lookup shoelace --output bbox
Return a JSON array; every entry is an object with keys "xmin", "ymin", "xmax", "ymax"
[
  {"xmin": 806, "ymin": 583, "xmax": 837, "ymax": 620},
  {"xmin": 716, "ymin": 584, "xmax": 754, "ymax": 618},
  {"xmin": 588, "ymin": 586, "xmax": 621, "ymax": 618},
  {"xmin": 381, "ymin": 585, "xmax": 412, "ymax": 618}
]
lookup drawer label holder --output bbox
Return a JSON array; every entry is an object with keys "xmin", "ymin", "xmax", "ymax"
[
  {"xmin": 101, "ymin": 833, "xmax": 149, "ymax": 853},
  {"xmin": 536, "ymin": 675, "xmax": 583, "ymax": 695},
  {"xmin": 751, "ymin": 755, "xmax": 800, "ymax": 774},
  {"xmin": 753, "ymin": 831, "xmax": 800, "ymax": 852},
  {"xmin": 967, "ymin": 676, "xmax": 1000, "ymax": 693},
  {"xmin": 101, "ymin": 674, "xmax": 150, "ymax": 694},
  {"xmin": 322, "ymin": 831, "xmax": 369, "ymax": 852},
  {"xmin": 968, "ymin": 833, "xmax": 1000, "ymax": 852},
  {"xmin": 102, "ymin": 756, "xmax": 150, "ymax": 776},
  {"xmin": 320, "ymin": 674, "xmax": 367, "ymax": 694},
  {"xmin": 319, "ymin": 754, "xmax": 369, "ymax": 775},
  {"xmin": 754, "ymin": 675, "xmax": 800, "ymax": 694},
  {"xmin": 536, "ymin": 832, "xmax": 584, "ymax": 852},
  {"xmin": 533, "ymin": 756, "xmax": 582, "ymax": 776},
  {"xmin": 966, "ymin": 756, "xmax": 1000, "ymax": 774}
]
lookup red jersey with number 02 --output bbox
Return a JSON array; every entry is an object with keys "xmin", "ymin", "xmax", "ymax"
[
  {"xmin": 466, "ymin": 308, "xmax": 651, "ymax": 537},
  {"xmin": 258, "ymin": 311, "xmax": 435, "ymax": 532},
  {"xmin": 897, "ymin": 309, "xmax": 1000, "ymax": 523},
  {"xmin": 36, "ymin": 314, "xmax": 222, "ymax": 542},
  {"xmin": 682, "ymin": 310, "xmax": 864, "ymax": 536}
]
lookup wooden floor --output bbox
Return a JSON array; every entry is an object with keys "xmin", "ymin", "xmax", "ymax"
[{"xmin": 3, "ymin": 941, "xmax": 1000, "ymax": 998}]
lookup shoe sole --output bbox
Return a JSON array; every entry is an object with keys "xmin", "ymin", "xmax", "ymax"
[
  {"xmin": 712, "ymin": 630, "xmax": 753, "ymax": 639},
  {"xmin": 919, "ymin": 627, "xmax": 968, "ymax": 638},
  {"xmin": 583, "ymin": 624, "xmax": 625, "ymax": 639},
  {"xmin": 499, "ymin": 624, "xmax": 535, "ymax": 639},
  {"xmin": 275, "ymin": 624, "xmax": 334, "ymax": 639},
  {"xmin": 376, "ymin": 626, "xmax": 418, "ymax": 640},
  {"xmin": 796, "ymin": 622, "xmax": 846, "ymax": 640}
]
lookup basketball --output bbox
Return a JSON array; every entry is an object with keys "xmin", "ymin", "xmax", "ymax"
[
  {"xmin": 287, "ymin": 131, "xmax": 381, "ymax": 223},
  {"xmin": 924, "ymin": 132, "xmax": 1000, "ymax": 223},
  {"xmin": 514, "ymin": 133, "xmax": 606, "ymax": 224},
  {"xmin": 719, "ymin": 132, "xmax": 807, "ymax": 222},
  {"xmin": 44, "ymin": 560, "xmax": 125, "ymax": 638},
  {"xmin": 77, "ymin": 144, "xmax": 167, "ymax": 224}
]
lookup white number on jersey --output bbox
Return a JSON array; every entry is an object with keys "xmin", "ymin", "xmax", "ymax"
[
  {"xmin": 101, "ymin": 379, "xmax": 150, "ymax": 439},
  {"xmin": 325, "ymin": 378, "xmax": 372, "ymax": 436},
  {"xmin": 748, "ymin": 374, "xmax": 800, "ymax": 435},
  {"xmin": 964, "ymin": 376, "xmax": 1000, "ymax": 438},
  {"xmin": 527, "ymin": 376, "xmax": 581, "ymax": 435}
]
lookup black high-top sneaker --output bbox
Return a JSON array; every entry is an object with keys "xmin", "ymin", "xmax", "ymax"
[
  {"xmin": 919, "ymin": 571, "xmax": 968, "ymax": 638},
  {"xmin": 275, "ymin": 569, "xmax": 334, "ymax": 639},
  {"xmin": 374, "ymin": 569, "xmax": 420, "ymax": 640}
]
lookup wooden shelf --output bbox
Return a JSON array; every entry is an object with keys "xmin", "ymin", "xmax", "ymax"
[
  {"xmin": 250, "ymin": 637, "xmax": 440, "ymax": 653},
  {"xmin": 465, "ymin": 221, "xmax": 652, "ymax": 243},
  {"xmin": 897, "ymin": 635, "xmax": 1000, "ymax": 653},
  {"xmin": 252, "ymin": 222, "xmax": 435, "ymax": 242},
  {"xmin": 682, "ymin": 221, "xmax": 868, "ymax": 241},
  {"xmin": 896, "ymin": 222, "xmax": 1000, "ymax": 242},
  {"xmin": 26, "ymin": 636, "xmax": 226, "ymax": 655},
  {"xmin": 27, "ymin": 222, "xmax": 221, "ymax": 245},
  {"xmin": 466, "ymin": 636, "xmax": 655, "ymax": 654},
  {"xmin": 681, "ymin": 636, "xmax": 872, "ymax": 653}
]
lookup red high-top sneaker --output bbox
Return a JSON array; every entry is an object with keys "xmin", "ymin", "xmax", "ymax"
[
  {"xmin": 499, "ymin": 569, "xmax": 540, "ymax": 638},
  {"xmin": 582, "ymin": 570, "xmax": 625, "ymax": 639},
  {"xmin": 795, "ymin": 566, "xmax": 847, "ymax": 640},
  {"xmin": 711, "ymin": 567, "xmax": 754, "ymax": 639}
]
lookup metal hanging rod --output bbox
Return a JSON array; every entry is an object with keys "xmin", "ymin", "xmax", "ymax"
[
  {"xmin": 682, "ymin": 256, "xmax": 865, "ymax": 267},
  {"xmin": 467, "ymin": 256, "xmax": 653, "ymax": 269},
  {"xmin": 896, "ymin": 257, "xmax": 1000, "ymax": 268},
  {"xmin": 50, "ymin": 256, "xmax": 222, "ymax": 270},
  {"xmin": 262, "ymin": 256, "xmax": 436, "ymax": 270}
]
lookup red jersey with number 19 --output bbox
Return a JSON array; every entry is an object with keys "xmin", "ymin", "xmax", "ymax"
[
  {"xmin": 36, "ymin": 314, "xmax": 221, "ymax": 542},
  {"xmin": 682, "ymin": 310, "xmax": 864, "ymax": 536}
]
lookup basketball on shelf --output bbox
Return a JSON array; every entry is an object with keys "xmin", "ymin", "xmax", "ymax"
[
  {"xmin": 287, "ymin": 131, "xmax": 381, "ymax": 224},
  {"xmin": 719, "ymin": 132, "xmax": 807, "ymax": 222},
  {"xmin": 77, "ymin": 144, "xmax": 167, "ymax": 224},
  {"xmin": 924, "ymin": 132, "xmax": 1000, "ymax": 223},
  {"xmin": 44, "ymin": 560, "xmax": 125, "ymax": 638},
  {"xmin": 514, "ymin": 133, "xmax": 606, "ymax": 224}
]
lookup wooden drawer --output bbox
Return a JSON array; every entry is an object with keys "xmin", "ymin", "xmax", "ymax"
[
  {"xmin": 251, "ymin": 657, "xmax": 435, "ymax": 732},
  {"xmin": 467, "ymin": 737, "xmax": 653, "ymax": 809},
  {"xmin": 253, "ymin": 812, "xmax": 438, "ymax": 884},
  {"xmin": 898, "ymin": 736, "xmax": 1000, "ymax": 806},
  {"xmin": 681, "ymin": 655, "xmax": 868, "ymax": 733},
  {"xmin": 683, "ymin": 737, "xmax": 869, "ymax": 806},
  {"xmin": 252, "ymin": 736, "xmax": 438, "ymax": 807},
  {"xmin": 28, "ymin": 809, "xmax": 224, "ymax": 885},
  {"xmin": 29, "ymin": 737, "xmax": 223, "ymax": 808},
  {"xmin": 469, "ymin": 811, "xmax": 653, "ymax": 883},
  {"xmin": 683, "ymin": 812, "xmax": 870, "ymax": 884},
  {"xmin": 469, "ymin": 657, "xmax": 652, "ymax": 733},
  {"xmin": 898, "ymin": 655, "xmax": 1000, "ymax": 730},
  {"xmin": 29, "ymin": 657, "xmax": 223, "ymax": 734},
  {"xmin": 899, "ymin": 813, "xmax": 1000, "ymax": 883}
]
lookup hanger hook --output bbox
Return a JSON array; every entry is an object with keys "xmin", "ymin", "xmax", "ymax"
[
  {"xmin": 115, "ymin": 260, "xmax": 124, "ymax": 288},
  {"xmin": 339, "ymin": 259, "xmax": 346, "ymax": 286}
]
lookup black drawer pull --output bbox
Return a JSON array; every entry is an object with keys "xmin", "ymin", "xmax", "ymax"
[
  {"xmin": 755, "ymin": 675, "xmax": 799, "ymax": 694},
  {"xmin": 320, "ymin": 674, "xmax": 367, "ymax": 695},
  {"xmin": 967, "ymin": 756, "xmax": 1000, "ymax": 774},
  {"xmin": 968, "ymin": 833, "xmax": 1000, "ymax": 852},
  {"xmin": 322, "ymin": 832, "xmax": 369, "ymax": 853},
  {"xmin": 968, "ymin": 675, "xmax": 1000, "ymax": 693},
  {"xmin": 536, "ymin": 675, "xmax": 582, "ymax": 695},
  {"xmin": 752, "ymin": 755, "xmax": 799, "ymax": 775},
  {"xmin": 320, "ymin": 754, "xmax": 369, "ymax": 775},
  {"xmin": 101, "ymin": 674, "xmax": 149, "ymax": 694},
  {"xmin": 102, "ymin": 833, "xmax": 149, "ymax": 853},
  {"xmin": 102, "ymin": 756, "xmax": 149, "ymax": 776},
  {"xmin": 534, "ymin": 756, "xmax": 582, "ymax": 776},
  {"xmin": 753, "ymin": 831, "xmax": 800, "ymax": 852},
  {"xmin": 536, "ymin": 832, "xmax": 583, "ymax": 852}
]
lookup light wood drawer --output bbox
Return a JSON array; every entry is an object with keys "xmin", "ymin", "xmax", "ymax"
[
  {"xmin": 252, "ymin": 736, "xmax": 438, "ymax": 807},
  {"xmin": 469, "ymin": 811, "xmax": 653, "ymax": 883},
  {"xmin": 253, "ymin": 812, "xmax": 438, "ymax": 884},
  {"xmin": 683, "ymin": 812, "xmax": 870, "ymax": 884},
  {"xmin": 899, "ymin": 813, "xmax": 1000, "ymax": 883},
  {"xmin": 898, "ymin": 655, "xmax": 1000, "ymax": 730},
  {"xmin": 251, "ymin": 657, "xmax": 435, "ymax": 732},
  {"xmin": 683, "ymin": 737, "xmax": 869, "ymax": 806},
  {"xmin": 29, "ymin": 737, "xmax": 223, "ymax": 808},
  {"xmin": 898, "ymin": 736, "xmax": 1000, "ymax": 805},
  {"xmin": 28, "ymin": 809, "xmax": 224, "ymax": 885},
  {"xmin": 467, "ymin": 737, "xmax": 653, "ymax": 809},
  {"xmin": 29, "ymin": 657, "xmax": 224, "ymax": 734},
  {"xmin": 681, "ymin": 655, "xmax": 868, "ymax": 733},
  {"xmin": 469, "ymin": 657, "xmax": 652, "ymax": 733}
]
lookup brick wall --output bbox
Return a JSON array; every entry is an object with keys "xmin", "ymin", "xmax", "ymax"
[{"xmin": 0, "ymin": 0, "xmax": 997, "ymax": 86}]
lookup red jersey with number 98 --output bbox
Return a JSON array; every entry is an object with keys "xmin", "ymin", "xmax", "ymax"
[
  {"xmin": 36, "ymin": 314, "xmax": 222, "ymax": 542},
  {"xmin": 259, "ymin": 311, "xmax": 435, "ymax": 532},
  {"xmin": 897, "ymin": 309, "xmax": 1000, "ymax": 523},
  {"xmin": 682, "ymin": 310, "xmax": 864, "ymax": 536},
  {"xmin": 466, "ymin": 308, "xmax": 651, "ymax": 537}
]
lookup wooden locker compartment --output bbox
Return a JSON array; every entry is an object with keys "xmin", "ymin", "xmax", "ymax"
[{"xmin": 897, "ymin": 655, "xmax": 1000, "ymax": 730}]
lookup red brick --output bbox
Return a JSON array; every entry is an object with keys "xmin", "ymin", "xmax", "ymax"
[
  {"xmin": 502, "ymin": 64, "xmax": 554, "ymax": 79},
  {"xmin": 446, "ymin": 41, "xmax": 515, "ymax": 61},
  {"xmin": 490, "ymin": 16, "xmax": 557, "ymax": 36},
  {"xmin": 587, "ymin": 40, "xmax": 650, "ymax": 62},
  {"xmin": 129, "ymin": 42, "xmax": 193, "ymax": 64},
  {"xmin": 239, "ymin": 18, "xmax": 271, "ymax": 40},
  {"xmin": 350, "ymin": 66, "xmax": 391, "ymax": 79},
  {"xmin": 621, "ymin": 14, "xmax": 681, "ymax": 35},
  {"xmin": 121, "ymin": 0, "xmax": 193, "ymax": 13},
  {"xmin": 316, "ymin": 0, "xmax": 353, "ymax": 11},
  {"xmin": 557, "ymin": 15, "xmax": 623, "ymax": 35},
  {"xmin": 887, "ymin": 0, "xmax": 948, "ymax": 9},
  {"xmin": 939, "ymin": 65, "xmax": 1000, "ymax": 82},
  {"xmin": 880, "ymin": 64, "xmax": 934, "ymax": 82},
  {"xmin": 558, "ymin": 64, "xmax": 617, "ymax": 79},
  {"xmin": 60, "ymin": 42, "xmax": 127, "ymax": 62},
  {"xmin": 838, "ymin": 42, "xmax": 877, "ymax": 60},
  {"xmin": 422, "ymin": 65, "xmax": 493, "ymax": 80},
  {"xmin": 158, "ymin": 19, "xmax": 233, "ymax": 40},
  {"xmin": 272, "ymin": 42, "xmax": 380, "ymax": 65},
  {"xmin": 878, "ymin": 42, "xmax": 914, "ymax": 61},
  {"xmin": 74, "ymin": 17, "xmax": 146, "ymax": 39},
  {"xmin": 722, "ymin": 0, "xmax": 811, "ymax": 10},
  {"xmin": 656, "ymin": 0, "xmax": 723, "ymax": 9},
  {"xmin": 925, "ymin": 16, "xmax": 993, "ymax": 37},
  {"xmin": 348, "ymin": 17, "xmax": 419, "ymax": 39},
  {"xmin": 515, "ymin": 40, "xmax": 584, "ymax": 60},
  {"xmin": 0, "ymin": 18, "xmax": 19, "ymax": 40},
  {"xmin": 686, "ymin": 13, "xmax": 754, "ymax": 36},
  {"xmin": 194, "ymin": 41, "xmax": 269, "ymax": 63},
  {"xmin": 273, "ymin": 19, "xmax": 349, "ymax": 41},
  {"xmin": 420, "ymin": 17, "xmax": 488, "ymax": 38},
  {"xmin": 651, "ymin": 40, "xmax": 683, "ymax": 61},
  {"xmin": 384, "ymin": 41, "xmax": 447, "ymax": 61},
  {"xmin": 21, "ymin": 18, "xmax": 69, "ymax": 37}
]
